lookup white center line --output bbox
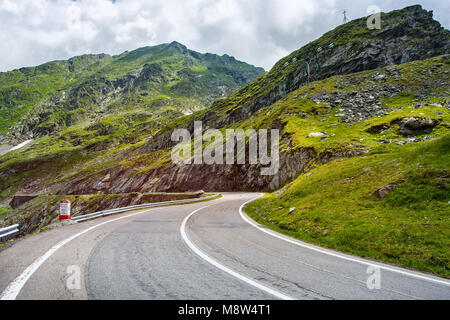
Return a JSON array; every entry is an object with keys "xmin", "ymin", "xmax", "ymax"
[{"xmin": 180, "ymin": 203, "xmax": 295, "ymax": 300}]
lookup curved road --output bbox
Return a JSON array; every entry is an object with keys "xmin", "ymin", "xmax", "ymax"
[{"xmin": 0, "ymin": 193, "xmax": 449, "ymax": 300}]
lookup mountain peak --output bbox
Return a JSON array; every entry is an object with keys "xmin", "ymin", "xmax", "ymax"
[
  {"xmin": 169, "ymin": 40, "xmax": 185, "ymax": 47},
  {"xmin": 0, "ymin": 40, "xmax": 265, "ymax": 142},
  {"xmin": 168, "ymin": 41, "xmax": 188, "ymax": 51},
  {"xmin": 210, "ymin": 5, "xmax": 450, "ymax": 122}
]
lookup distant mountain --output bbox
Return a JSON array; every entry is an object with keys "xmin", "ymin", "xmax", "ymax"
[{"xmin": 0, "ymin": 41, "xmax": 265, "ymax": 144}]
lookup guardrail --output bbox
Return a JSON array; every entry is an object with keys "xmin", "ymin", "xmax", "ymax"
[
  {"xmin": 0, "ymin": 224, "xmax": 19, "ymax": 242},
  {"xmin": 0, "ymin": 194, "xmax": 220, "ymax": 242},
  {"xmin": 71, "ymin": 194, "xmax": 220, "ymax": 222}
]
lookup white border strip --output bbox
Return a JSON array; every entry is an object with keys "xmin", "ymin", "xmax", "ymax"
[
  {"xmin": 180, "ymin": 204, "xmax": 295, "ymax": 300},
  {"xmin": 240, "ymin": 194, "xmax": 450, "ymax": 287}
]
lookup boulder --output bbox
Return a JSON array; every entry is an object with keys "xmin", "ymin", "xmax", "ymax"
[
  {"xmin": 308, "ymin": 132, "xmax": 326, "ymax": 138},
  {"xmin": 375, "ymin": 184, "xmax": 396, "ymax": 198},
  {"xmin": 375, "ymin": 181, "xmax": 404, "ymax": 198},
  {"xmin": 399, "ymin": 117, "xmax": 439, "ymax": 136}
]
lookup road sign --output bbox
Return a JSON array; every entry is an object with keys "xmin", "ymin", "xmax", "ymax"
[{"xmin": 59, "ymin": 200, "xmax": 71, "ymax": 220}]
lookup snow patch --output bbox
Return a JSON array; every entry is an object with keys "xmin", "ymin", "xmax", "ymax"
[
  {"xmin": 10, "ymin": 139, "xmax": 33, "ymax": 151},
  {"xmin": 307, "ymin": 132, "xmax": 325, "ymax": 138}
]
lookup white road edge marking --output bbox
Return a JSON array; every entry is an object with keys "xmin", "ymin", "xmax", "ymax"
[
  {"xmin": 0, "ymin": 198, "xmax": 217, "ymax": 300},
  {"xmin": 181, "ymin": 204, "xmax": 295, "ymax": 300},
  {"xmin": 240, "ymin": 194, "xmax": 450, "ymax": 287}
]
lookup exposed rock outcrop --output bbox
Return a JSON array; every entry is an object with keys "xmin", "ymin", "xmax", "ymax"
[
  {"xmin": 399, "ymin": 117, "xmax": 440, "ymax": 136},
  {"xmin": 58, "ymin": 147, "xmax": 317, "ymax": 194}
]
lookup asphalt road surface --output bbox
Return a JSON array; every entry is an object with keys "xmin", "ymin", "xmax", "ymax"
[{"xmin": 0, "ymin": 193, "xmax": 449, "ymax": 300}]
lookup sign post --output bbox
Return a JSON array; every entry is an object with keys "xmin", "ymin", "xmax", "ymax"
[{"xmin": 59, "ymin": 199, "xmax": 71, "ymax": 220}]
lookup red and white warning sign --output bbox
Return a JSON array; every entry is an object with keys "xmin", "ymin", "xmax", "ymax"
[{"xmin": 59, "ymin": 199, "xmax": 71, "ymax": 220}]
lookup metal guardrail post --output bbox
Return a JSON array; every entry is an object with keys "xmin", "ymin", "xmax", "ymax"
[{"xmin": 0, "ymin": 224, "xmax": 20, "ymax": 242}]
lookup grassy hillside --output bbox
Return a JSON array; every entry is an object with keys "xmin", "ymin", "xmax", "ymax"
[
  {"xmin": 246, "ymin": 136, "xmax": 449, "ymax": 277},
  {"xmin": 243, "ymin": 55, "xmax": 449, "ymax": 277},
  {"xmin": 0, "ymin": 54, "xmax": 111, "ymax": 135}
]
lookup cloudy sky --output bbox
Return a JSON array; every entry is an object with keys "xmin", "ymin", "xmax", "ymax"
[{"xmin": 0, "ymin": 0, "xmax": 448, "ymax": 72}]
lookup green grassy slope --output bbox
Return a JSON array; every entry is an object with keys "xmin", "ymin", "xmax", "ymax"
[
  {"xmin": 246, "ymin": 136, "xmax": 449, "ymax": 276},
  {"xmin": 0, "ymin": 54, "xmax": 111, "ymax": 134},
  {"xmin": 243, "ymin": 55, "xmax": 450, "ymax": 277}
]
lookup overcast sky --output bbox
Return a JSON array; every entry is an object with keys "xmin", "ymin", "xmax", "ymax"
[{"xmin": 0, "ymin": 0, "xmax": 448, "ymax": 72}]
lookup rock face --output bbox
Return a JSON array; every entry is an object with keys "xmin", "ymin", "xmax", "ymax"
[
  {"xmin": 59, "ymin": 147, "xmax": 318, "ymax": 194},
  {"xmin": 9, "ymin": 194, "xmax": 38, "ymax": 209},
  {"xmin": 57, "ymin": 139, "xmax": 375, "ymax": 195},
  {"xmin": 214, "ymin": 5, "xmax": 449, "ymax": 124},
  {"xmin": 93, "ymin": 174, "xmax": 111, "ymax": 191}
]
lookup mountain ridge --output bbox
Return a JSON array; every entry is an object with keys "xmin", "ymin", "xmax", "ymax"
[
  {"xmin": 133, "ymin": 4, "xmax": 449, "ymax": 156},
  {"xmin": 0, "ymin": 42, "xmax": 265, "ymax": 145}
]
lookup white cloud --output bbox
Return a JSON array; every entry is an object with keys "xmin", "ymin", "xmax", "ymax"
[{"xmin": 0, "ymin": 0, "xmax": 448, "ymax": 72}]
